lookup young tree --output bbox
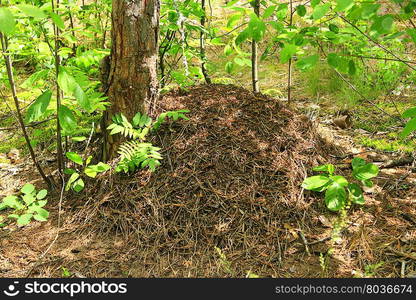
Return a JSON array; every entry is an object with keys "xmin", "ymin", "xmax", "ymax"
[{"xmin": 103, "ymin": 0, "xmax": 160, "ymax": 160}]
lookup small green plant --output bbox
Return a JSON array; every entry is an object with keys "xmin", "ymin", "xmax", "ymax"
[
  {"xmin": 108, "ymin": 110, "xmax": 189, "ymax": 173},
  {"xmin": 61, "ymin": 267, "xmax": 71, "ymax": 278},
  {"xmin": 0, "ymin": 184, "xmax": 49, "ymax": 226},
  {"xmin": 214, "ymin": 247, "xmax": 234, "ymax": 276},
  {"xmin": 302, "ymin": 158, "xmax": 379, "ymax": 212},
  {"xmin": 64, "ymin": 152, "xmax": 111, "ymax": 192}
]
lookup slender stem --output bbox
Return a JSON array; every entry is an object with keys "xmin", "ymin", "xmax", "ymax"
[
  {"xmin": 251, "ymin": 0, "xmax": 260, "ymax": 93},
  {"xmin": 200, "ymin": 0, "xmax": 211, "ymax": 84},
  {"xmin": 287, "ymin": 0, "xmax": 294, "ymax": 104},
  {"xmin": 52, "ymin": 0, "xmax": 65, "ymax": 173},
  {"xmin": 0, "ymin": 33, "xmax": 51, "ymax": 187}
]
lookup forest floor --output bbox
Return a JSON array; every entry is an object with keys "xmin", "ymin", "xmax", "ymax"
[{"xmin": 1, "ymin": 80, "xmax": 416, "ymax": 278}]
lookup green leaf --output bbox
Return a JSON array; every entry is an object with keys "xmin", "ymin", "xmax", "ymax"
[
  {"xmin": 49, "ymin": 11, "xmax": 65, "ymax": 30},
  {"xmin": 65, "ymin": 172, "xmax": 80, "ymax": 191},
  {"xmin": 58, "ymin": 105, "xmax": 77, "ymax": 133},
  {"xmin": 2, "ymin": 195, "xmax": 20, "ymax": 209},
  {"xmin": 311, "ymin": 0, "xmax": 321, "ymax": 8},
  {"xmin": 325, "ymin": 182, "xmax": 346, "ymax": 211},
  {"xmin": 296, "ymin": 5, "xmax": 307, "ymax": 17},
  {"xmin": 312, "ymin": 3, "xmax": 331, "ymax": 20},
  {"xmin": 34, "ymin": 207, "xmax": 49, "ymax": 219},
  {"xmin": 66, "ymin": 152, "xmax": 83, "ymax": 165},
  {"xmin": 403, "ymin": 107, "xmax": 416, "ymax": 119},
  {"xmin": 302, "ymin": 175, "xmax": 331, "ymax": 191},
  {"xmin": 73, "ymin": 178, "xmax": 85, "ymax": 192},
  {"xmin": 22, "ymin": 194, "xmax": 36, "ymax": 205},
  {"xmin": 280, "ymin": 44, "xmax": 298, "ymax": 64},
  {"xmin": 36, "ymin": 189, "xmax": 47, "ymax": 200},
  {"xmin": 329, "ymin": 24, "xmax": 339, "ymax": 33},
  {"xmin": 401, "ymin": 117, "xmax": 416, "ymax": 138},
  {"xmin": 17, "ymin": 4, "xmax": 47, "ymax": 19},
  {"xmin": 348, "ymin": 183, "xmax": 365, "ymax": 205},
  {"xmin": 57, "ymin": 67, "xmax": 76, "ymax": 95},
  {"xmin": 362, "ymin": 179, "xmax": 373, "ymax": 188},
  {"xmin": 353, "ymin": 163, "xmax": 379, "ymax": 180},
  {"xmin": 0, "ymin": 7, "xmax": 16, "ymax": 35},
  {"xmin": 224, "ymin": 45, "xmax": 233, "ymax": 56},
  {"xmin": 351, "ymin": 157, "xmax": 366, "ymax": 169},
  {"xmin": 327, "ymin": 53, "xmax": 339, "ymax": 68},
  {"xmin": 17, "ymin": 214, "xmax": 33, "ymax": 226},
  {"xmin": 72, "ymin": 136, "xmax": 87, "ymax": 142},
  {"xmin": 263, "ymin": 5, "xmax": 276, "ymax": 19},
  {"xmin": 73, "ymin": 84, "xmax": 91, "ymax": 112},
  {"xmin": 348, "ymin": 60, "xmax": 356, "ymax": 75},
  {"xmin": 330, "ymin": 175, "xmax": 348, "ymax": 187},
  {"xmin": 26, "ymin": 90, "xmax": 52, "ymax": 123},
  {"xmin": 296, "ymin": 55, "xmax": 319, "ymax": 71},
  {"xmin": 21, "ymin": 183, "xmax": 35, "ymax": 195},
  {"xmin": 312, "ymin": 164, "xmax": 335, "ymax": 175},
  {"xmin": 84, "ymin": 167, "xmax": 97, "ymax": 178},
  {"xmin": 335, "ymin": 0, "xmax": 354, "ymax": 12}
]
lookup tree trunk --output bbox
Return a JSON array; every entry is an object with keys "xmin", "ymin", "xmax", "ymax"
[{"xmin": 103, "ymin": 0, "xmax": 160, "ymax": 160}]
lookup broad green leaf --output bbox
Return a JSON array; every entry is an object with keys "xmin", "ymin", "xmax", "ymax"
[
  {"xmin": 22, "ymin": 194, "xmax": 36, "ymax": 205},
  {"xmin": 0, "ymin": 7, "xmax": 16, "ymax": 35},
  {"xmin": 84, "ymin": 167, "xmax": 97, "ymax": 178},
  {"xmin": 225, "ymin": 61, "xmax": 234, "ymax": 74},
  {"xmin": 2, "ymin": 195, "xmax": 19, "ymax": 209},
  {"xmin": 49, "ymin": 11, "xmax": 65, "ymax": 30},
  {"xmin": 21, "ymin": 183, "xmax": 35, "ymax": 195},
  {"xmin": 401, "ymin": 117, "xmax": 416, "ymax": 137},
  {"xmin": 224, "ymin": 45, "xmax": 233, "ymax": 56},
  {"xmin": 26, "ymin": 90, "xmax": 52, "ymax": 123},
  {"xmin": 311, "ymin": 0, "xmax": 321, "ymax": 8},
  {"xmin": 17, "ymin": 213, "xmax": 33, "ymax": 226},
  {"xmin": 403, "ymin": 107, "xmax": 416, "ymax": 119},
  {"xmin": 65, "ymin": 172, "xmax": 80, "ymax": 191},
  {"xmin": 348, "ymin": 183, "xmax": 365, "ymax": 205},
  {"xmin": 33, "ymin": 214, "xmax": 48, "ymax": 222},
  {"xmin": 329, "ymin": 24, "xmax": 339, "ymax": 33},
  {"xmin": 327, "ymin": 53, "xmax": 339, "ymax": 68},
  {"xmin": 17, "ymin": 4, "xmax": 47, "ymax": 19},
  {"xmin": 296, "ymin": 5, "xmax": 307, "ymax": 17},
  {"xmin": 362, "ymin": 179, "xmax": 373, "ymax": 188},
  {"xmin": 36, "ymin": 189, "xmax": 48, "ymax": 200},
  {"xmin": 330, "ymin": 175, "xmax": 348, "ymax": 187},
  {"xmin": 73, "ymin": 83, "xmax": 91, "ymax": 112},
  {"xmin": 351, "ymin": 157, "xmax": 366, "ymax": 169},
  {"xmin": 353, "ymin": 163, "xmax": 379, "ymax": 180},
  {"xmin": 66, "ymin": 152, "xmax": 83, "ymax": 165},
  {"xmin": 280, "ymin": 44, "xmax": 297, "ymax": 64},
  {"xmin": 312, "ymin": 3, "xmax": 331, "ymax": 20},
  {"xmin": 325, "ymin": 182, "xmax": 346, "ymax": 211},
  {"xmin": 348, "ymin": 60, "xmax": 356, "ymax": 75},
  {"xmin": 312, "ymin": 164, "xmax": 335, "ymax": 174},
  {"xmin": 72, "ymin": 136, "xmax": 87, "ymax": 142},
  {"xmin": 335, "ymin": 0, "xmax": 354, "ymax": 12},
  {"xmin": 58, "ymin": 105, "xmax": 77, "ymax": 133},
  {"xmin": 302, "ymin": 175, "xmax": 331, "ymax": 191},
  {"xmin": 296, "ymin": 55, "xmax": 319, "ymax": 71},
  {"xmin": 263, "ymin": 5, "xmax": 276, "ymax": 19},
  {"xmin": 73, "ymin": 178, "xmax": 85, "ymax": 192}
]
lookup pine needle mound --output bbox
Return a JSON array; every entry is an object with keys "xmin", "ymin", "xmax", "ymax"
[{"xmin": 77, "ymin": 84, "xmax": 337, "ymax": 276}]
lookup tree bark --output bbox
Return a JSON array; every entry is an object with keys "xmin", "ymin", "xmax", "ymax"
[{"xmin": 103, "ymin": 0, "xmax": 160, "ymax": 160}]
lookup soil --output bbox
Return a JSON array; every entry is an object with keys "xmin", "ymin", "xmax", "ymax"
[{"xmin": 0, "ymin": 84, "xmax": 415, "ymax": 278}]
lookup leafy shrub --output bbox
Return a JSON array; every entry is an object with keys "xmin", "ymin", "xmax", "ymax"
[
  {"xmin": 108, "ymin": 110, "xmax": 189, "ymax": 173},
  {"xmin": 302, "ymin": 158, "xmax": 379, "ymax": 212},
  {"xmin": 0, "ymin": 184, "xmax": 49, "ymax": 226},
  {"xmin": 64, "ymin": 152, "xmax": 111, "ymax": 192}
]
